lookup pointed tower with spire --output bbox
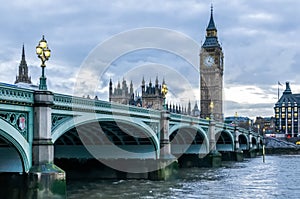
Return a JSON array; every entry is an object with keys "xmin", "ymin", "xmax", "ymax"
[
  {"xmin": 141, "ymin": 77, "xmax": 164, "ymax": 110},
  {"xmin": 15, "ymin": 44, "xmax": 32, "ymax": 84},
  {"xmin": 200, "ymin": 5, "xmax": 224, "ymax": 122},
  {"xmin": 109, "ymin": 78, "xmax": 132, "ymax": 104}
]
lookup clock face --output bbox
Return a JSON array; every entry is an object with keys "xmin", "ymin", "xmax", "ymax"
[{"xmin": 204, "ymin": 56, "xmax": 214, "ymax": 67}]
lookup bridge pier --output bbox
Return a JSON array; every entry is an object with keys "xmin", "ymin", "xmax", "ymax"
[
  {"xmin": 244, "ymin": 148, "xmax": 257, "ymax": 158},
  {"xmin": 149, "ymin": 110, "xmax": 178, "ymax": 180},
  {"xmin": 206, "ymin": 117, "xmax": 222, "ymax": 167},
  {"xmin": 27, "ymin": 91, "xmax": 66, "ymax": 198},
  {"xmin": 243, "ymin": 134, "xmax": 256, "ymax": 158},
  {"xmin": 221, "ymin": 130, "xmax": 244, "ymax": 162},
  {"xmin": 231, "ymin": 130, "xmax": 244, "ymax": 162}
]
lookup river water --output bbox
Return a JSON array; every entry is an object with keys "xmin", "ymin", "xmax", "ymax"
[{"xmin": 67, "ymin": 155, "xmax": 300, "ymax": 199}]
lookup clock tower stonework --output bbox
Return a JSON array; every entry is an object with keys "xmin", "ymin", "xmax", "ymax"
[{"xmin": 200, "ymin": 6, "xmax": 224, "ymax": 122}]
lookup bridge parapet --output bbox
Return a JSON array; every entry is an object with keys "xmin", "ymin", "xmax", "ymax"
[
  {"xmin": 169, "ymin": 113, "xmax": 209, "ymax": 126},
  {"xmin": 0, "ymin": 83, "xmax": 34, "ymax": 105},
  {"xmin": 53, "ymin": 93, "xmax": 161, "ymax": 119}
]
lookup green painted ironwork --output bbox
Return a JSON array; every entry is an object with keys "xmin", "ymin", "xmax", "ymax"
[
  {"xmin": 0, "ymin": 122, "xmax": 31, "ymax": 172},
  {"xmin": 0, "ymin": 82, "xmax": 264, "ymax": 172},
  {"xmin": 0, "ymin": 83, "xmax": 34, "ymax": 105},
  {"xmin": 144, "ymin": 122, "xmax": 160, "ymax": 134},
  {"xmin": 53, "ymin": 93, "xmax": 161, "ymax": 119},
  {"xmin": 0, "ymin": 111, "xmax": 28, "ymax": 140},
  {"xmin": 51, "ymin": 114, "xmax": 73, "ymax": 133}
]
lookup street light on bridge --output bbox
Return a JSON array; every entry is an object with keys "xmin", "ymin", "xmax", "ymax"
[
  {"xmin": 161, "ymin": 81, "xmax": 168, "ymax": 110},
  {"xmin": 234, "ymin": 111, "xmax": 238, "ymax": 127},
  {"xmin": 209, "ymin": 101, "xmax": 214, "ymax": 120},
  {"xmin": 36, "ymin": 35, "xmax": 51, "ymax": 90}
]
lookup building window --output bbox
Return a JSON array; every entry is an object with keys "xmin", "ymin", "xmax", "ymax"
[
  {"xmin": 276, "ymin": 107, "xmax": 279, "ymax": 113},
  {"xmin": 288, "ymin": 107, "xmax": 292, "ymax": 112},
  {"xmin": 282, "ymin": 113, "xmax": 286, "ymax": 118},
  {"xmin": 294, "ymin": 113, "xmax": 298, "ymax": 117},
  {"xmin": 294, "ymin": 107, "xmax": 298, "ymax": 112},
  {"xmin": 288, "ymin": 113, "xmax": 292, "ymax": 118}
]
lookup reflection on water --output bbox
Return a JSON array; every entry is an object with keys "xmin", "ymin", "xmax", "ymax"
[{"xmin": 68, "ymin": 155, "xmax": 300, "ymax": 199}]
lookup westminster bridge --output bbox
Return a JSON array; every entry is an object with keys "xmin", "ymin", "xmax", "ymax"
[{"xmin": 0, "ymin": 82, "xmax": 262, "ymax": 197}]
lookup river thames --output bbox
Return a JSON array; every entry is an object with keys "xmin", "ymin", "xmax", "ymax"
[{"xmin": 67, "ymin": 155, "xmax": 300, "ymax": 198}]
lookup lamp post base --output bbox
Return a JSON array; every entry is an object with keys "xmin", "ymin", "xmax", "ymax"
[{"xmin": 39, "ymin": 76, "xmax": 47, "ymax": 90}]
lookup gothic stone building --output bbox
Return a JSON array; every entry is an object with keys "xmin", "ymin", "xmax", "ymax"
[
  {"xmin": 109, "ymin": 78, "xmax": 135, "ymax": 105},
  {"xmin": 15, "ymin": 45, "xmax": 32, "ymax": 84},
  {"xmin": 200, "ymin": 6, "xmax": 224, "ymax": 122},
  {"xmin": 109, "ymin": 77, "xmax": 164, "ymax": 110},
  {"xmin": 109, "ymin": 6, "xmax": 224, "ymax": 120},
  {"xmin": 109, "ymin": 77, "xmax": 201, "ymax": 117}
]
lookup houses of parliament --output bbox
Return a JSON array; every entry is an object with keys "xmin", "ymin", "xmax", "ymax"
[
  {"xmin": 14, "ymin": 6, "xmax": 225, "ymax": 122},
  {"xmin": 109, "ymin": 6, "xmax": 224, "ymax": 121}
]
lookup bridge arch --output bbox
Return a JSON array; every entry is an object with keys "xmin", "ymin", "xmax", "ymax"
[
  {"xmin": 169, "ymin": 124, "xmax": 209, "ymax": 154},
  {"xmin": 52, "ymin": 114, "xmax": 160, "ymax": 158},
  {"xmin": 216, "ymin": 130, "xmax": 235, "ymax": 151},
  {"xmin": 238, "ymin": 133, "xmax": 249, "ymax": 150},
  {"xmin": 0, "ymin": 118, "xmax": 30, "ymax": 172},
  {"xmin": 252, "ymin": 136, "xmax": 257, "ymax": 149}
]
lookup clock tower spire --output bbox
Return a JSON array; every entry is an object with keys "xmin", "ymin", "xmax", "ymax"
[{"xmin": 200, "ymin": 5, "xmax": 224, "ymax": 122}]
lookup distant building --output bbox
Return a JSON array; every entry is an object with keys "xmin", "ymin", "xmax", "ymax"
[
  {"xmin": 253, "ymin": 116, "xmax": 275, "ymax": 135},
  {"xmin": 109, "ymin": 78, "xmax": 134, "ymax": 105},
  {"xmin": 141, "ymin": 77, "xmax": 164, "ymax": 110},
  {"xmin": 15, "ymin": 45, "xmax": 32, "ymax": 84},
  {"xmin": 274, "ymin": 82, "xmax": 300, "ymax": 137},
  {"xmin": 109, "ymin": 77, "xmax": 164, "ymax": 110},
  {"xmin": 200, "ymin": 6, "xmax": 224, "ymax": 122},
  {"xmin": 192, "ymin": 103, "xmax": 200, "ymax": 117},
  {"xmin": 13, "ymin": 45, "xmax": 38, "ymax": 90},
  {"xmin": 165, "ymin": 101, "xmax": 200, "ymax": 117},
  {"xmin": 225, "ymin": 116, "xmax": 252, "ymax": 129},
  {"xmin": 109, "ymin": 78, "xmax": 200, "ymax": 116}
]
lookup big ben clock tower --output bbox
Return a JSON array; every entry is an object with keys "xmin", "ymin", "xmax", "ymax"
[{"xmin": 200, "ymin": 6, "xmax": 224, "ymax": 122}]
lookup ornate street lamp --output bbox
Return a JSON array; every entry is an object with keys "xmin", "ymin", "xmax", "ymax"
[
  {"xmin": 209, "ymin": 101, "xmax": 214, "ymax": 120},
  {"xmin": 248, "ymin": 119, "xmax": 251, "ymax": 131},
  {"xmin": 161, "ymin": 82, "xmax": 168, "ymax": 110},
  {"xmin": 36, "ymin": 35, "xmax": 51, "ymax": 90},
  {"xmin": 234, "ymin": 111, "xmax": 238, "ymax": 127}
]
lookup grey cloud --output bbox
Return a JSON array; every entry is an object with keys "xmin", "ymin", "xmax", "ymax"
[{"xmin": 1, "ymin": 0, "xmax": 300, "ymax": 118}]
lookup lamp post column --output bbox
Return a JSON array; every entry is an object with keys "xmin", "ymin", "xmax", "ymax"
[
  {"xmin": 206, "ymin": 101, "xmax": 221, "ymax": 167},
  {"xmin": 209, "ymin": 101, "xmax": 216, "ymax": 151},
  {"xmin": 27, "ymin": 36, "xmax": 66, "ymax": 198},
  {"xmin": 149, "ymin": 81, "xmax": 178, "ymax": 180}
]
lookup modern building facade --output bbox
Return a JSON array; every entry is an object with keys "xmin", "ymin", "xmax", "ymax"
[
  {"xmin": 200, "ymin": 6, "xmax": 224, "ymax": 122},
  {"xmin": 254, "ymin": 116, "xmax": 275, "ymax": 136},
  {"xmin": 274, "ymin": 82, "xmax": 300, "ymax": 137}
]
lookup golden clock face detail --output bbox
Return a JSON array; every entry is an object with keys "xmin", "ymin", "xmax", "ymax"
[{"xmin": 204, "ymin": 56, "xmax": 214, "ymax": 67}]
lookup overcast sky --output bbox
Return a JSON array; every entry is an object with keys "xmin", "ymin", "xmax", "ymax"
[{"xmin": 1, "ymin": 0, "xmax": 300, "ymax": 119}]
